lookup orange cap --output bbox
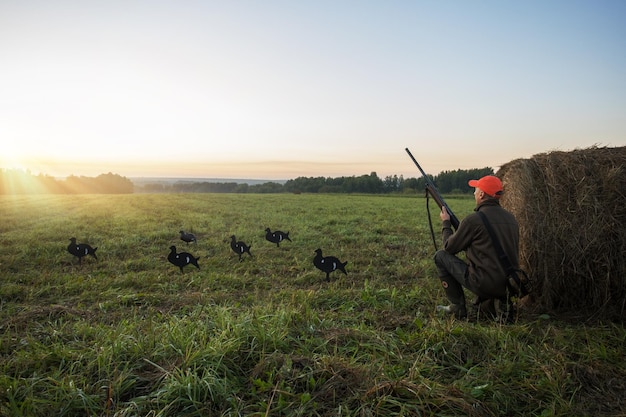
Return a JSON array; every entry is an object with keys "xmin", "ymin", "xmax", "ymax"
[{"xmin": 468, "ymin": 175, "xmax": 503, "ymax": 198}]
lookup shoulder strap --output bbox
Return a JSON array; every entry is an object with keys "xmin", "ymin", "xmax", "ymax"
[
  {"xmin": 477, "ymin": 211, "xmax": 525, "ymax": 292},
  {"xmin": 478, "ymin": 211, "xmax": 530, "ymax": 297}
]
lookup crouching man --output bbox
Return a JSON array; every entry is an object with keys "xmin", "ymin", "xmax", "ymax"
[{"xmin": 434, "ymin": 175, "xmax": 520, "ymax": 321}]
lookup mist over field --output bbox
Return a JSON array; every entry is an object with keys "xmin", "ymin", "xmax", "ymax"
[{"xmin": 130, "ymin": 177, "xmax": 288, "ymax": 186}]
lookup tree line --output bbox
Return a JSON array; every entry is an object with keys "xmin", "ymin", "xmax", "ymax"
[
  {"xmin": 0, "ymin": 170, "xmax": 133, "ymax": 194},
  {"xmin": 137, "ymin": 168, "xmax": 494, "ymax": 194},
  {"xmin": 1, "ymin": 167, "xmax": 494, "ymax": 195}
]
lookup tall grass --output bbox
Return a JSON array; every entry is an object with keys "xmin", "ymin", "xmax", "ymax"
[{"xmin": 0, "ymin": 194, "xmax": 624, "ymax": 416}]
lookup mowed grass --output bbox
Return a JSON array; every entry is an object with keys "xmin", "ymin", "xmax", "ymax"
[{"xmin": 0, "ymin": 193, "xmax": 624, "ymax": 417}]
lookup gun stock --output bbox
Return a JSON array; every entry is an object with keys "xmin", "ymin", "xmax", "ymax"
[{"xmin": 405, "ymin": 148, "xmax": 460, "ymax": 230}]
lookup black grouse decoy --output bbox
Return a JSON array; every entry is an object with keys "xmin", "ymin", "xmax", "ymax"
[
  {"xmin": 265, "ymin": 228, "xmax": 292, "ymax": 247},
  {"xmin": 179, "ymin": 230, "xmax": 197, "ymax": 244},
  {"xmin": 230, "ymin": 235, "xmax": 252, "ymax": 261},
  {"xmin": 168, "ymin": 245, "xmax": 200, "ymax": 273},
  {"xmin": 313, "ymin": 248, "xmax": 348, "ymax": 282},
  {"xmin": 67, "ymin": 237, "xmax": 98, "ymax": 265}
]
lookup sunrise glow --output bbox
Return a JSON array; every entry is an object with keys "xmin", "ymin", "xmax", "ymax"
[{"xmin": 1, "ymin": 1, "xmax": 624, "ymax": 181}]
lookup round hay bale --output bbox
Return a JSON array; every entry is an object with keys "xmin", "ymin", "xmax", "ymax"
[{"xmin": 497, "ymin": 146, "xmax": 626, "ymax": 321}]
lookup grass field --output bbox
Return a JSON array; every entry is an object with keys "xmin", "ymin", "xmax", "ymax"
[{"xmin": 1, "ymin": 194, "xmax": 624, "ymax": 416}]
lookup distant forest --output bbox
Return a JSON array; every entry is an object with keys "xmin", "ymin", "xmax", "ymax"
[
  {"xmin": 1, "ymin": 168, "xmax": 494, "ymax": 195},
  {"xmin": 0, "ymin": 171, "xmax": 133, "ymax": 194}
]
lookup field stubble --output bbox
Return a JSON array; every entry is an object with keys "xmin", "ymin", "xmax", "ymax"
[{"xmin": 0, "ymin": 193, "xmax": 624, "ymax": 416}]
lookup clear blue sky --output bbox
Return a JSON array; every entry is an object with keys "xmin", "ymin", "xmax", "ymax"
[{"xmin": 1, "ymin": 0, "xmax": 624, "ymax": 179}]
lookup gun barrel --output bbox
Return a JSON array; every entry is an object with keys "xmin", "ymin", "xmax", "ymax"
[
  {"xmin": 405, "ymin": 148, "xmax": 428, "ymax": 178},
  {"xmin": 427, "ymin": 185, "xmax": 460, "ymax": 230},
  {"xmin": 405, "ymin": 147, "xmax": 460, "ymax": 230}
]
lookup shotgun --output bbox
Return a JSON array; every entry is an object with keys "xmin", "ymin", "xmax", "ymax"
[{"xmin": 405, "ymin": 148, "xmax": 460, "ymax": 231}]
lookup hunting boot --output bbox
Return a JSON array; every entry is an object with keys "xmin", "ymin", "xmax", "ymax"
[{"xmin": 436, "ymin": 276, "xmax": 467, "ymax": 319}]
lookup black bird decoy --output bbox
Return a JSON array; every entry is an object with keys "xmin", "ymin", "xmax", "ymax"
[
  {"xmin": 179, "ymin": 230, "xmax": 197, "ymax": 244},
  {"xmin": 265, "ymin": 228, "xmax": 292, "ymax": 247},
  {"xmin": 168, "ymin": 245, "xmax": 200, "ymax": 273},
  {"xmin": 67, "ymin": 237, "xmax": 98, "ymax": 265},
  {"xmin": 313, "ymin": 248, "xmax": 348, "ymax": 282},
  {"xmin": 230, "ymin": 235, "xmax": 252, "ymax": 261}
]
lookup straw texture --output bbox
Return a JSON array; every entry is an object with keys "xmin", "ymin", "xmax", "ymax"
[{"xmin": 497, "ymin": 146, "xmax": 626, "ymax": 320}]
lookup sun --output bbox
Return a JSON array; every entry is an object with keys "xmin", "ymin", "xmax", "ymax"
[
  {"xmin": 0, "ymin": 148, "xmax": 28, "ymax": 172},
  {"xmin": 0, "ymin": 146, "xmax": 59, "ymax": 178}
]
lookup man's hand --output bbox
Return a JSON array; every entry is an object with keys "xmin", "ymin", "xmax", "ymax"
[{"xmin": 440, "ymin": 206, "xmax": 450, "ymax": 222}]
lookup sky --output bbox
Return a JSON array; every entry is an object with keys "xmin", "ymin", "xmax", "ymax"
[{"xmin": 1, "ymin": 0, "xmax": 625, "ymax": 180}]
